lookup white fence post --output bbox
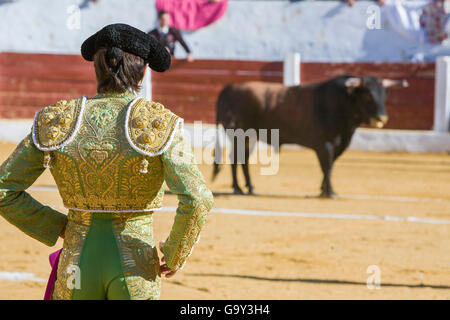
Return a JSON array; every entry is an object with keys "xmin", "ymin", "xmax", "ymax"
[
  {"xmin": 138, "ymin": 66, "xmax": 152, "ymax": 100},
  {"xmin": 283, "ymin": 52, "xmax": 301, "ymax": 86},
  {"xmin": 434, "ymin": 56, "xmax": 450, "ymax": 132}
]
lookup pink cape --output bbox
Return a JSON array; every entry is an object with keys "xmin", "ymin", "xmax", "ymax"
[
  {"xmin": 44, "ymin": 249, "xmax": 62, "ymax": 300},
  {"xmin": 156, "ymin": 0, "xmax": 228, "ymax": 31}
]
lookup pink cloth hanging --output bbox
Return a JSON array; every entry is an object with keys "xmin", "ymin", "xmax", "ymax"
[
  {"xmin": 43, "ymin": 249, "xmax": 62, "ymax": 300},
  {"xmin": 156, "ymin": 0, "xmax": 228, "ymax": 31}
]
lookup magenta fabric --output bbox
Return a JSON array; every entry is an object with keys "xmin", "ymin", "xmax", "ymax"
[
  {"xmin": 43, "ymin": 249, "xmax": 62, "ymax": 300},
  {"xmin": 156, "ymin": 0, "xmax": 228, "ymax": 31}
]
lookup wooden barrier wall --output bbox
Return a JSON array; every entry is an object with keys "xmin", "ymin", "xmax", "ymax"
[
  {"xmin": 153, "ymin": 60, "xmax": 435, "ymax": 130},
  {"xmin": 151, "ymin": 59, "xmax": 283, "ymax": 124},
  {"xmin": 0, "ymin": 53, "xmax": 97, "ymax": 118},
  {"xmin": 0, "ymin": 52, "xmax": 435, "ymax": 130}
]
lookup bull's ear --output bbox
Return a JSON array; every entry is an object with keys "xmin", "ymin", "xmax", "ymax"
[
  {"xmin": 345, "ymin": 77, "xmax": 362, "ymax": 93},
  {"xmin": 382, "ymin": 79, "xmax": 409, "ymax": 88}
]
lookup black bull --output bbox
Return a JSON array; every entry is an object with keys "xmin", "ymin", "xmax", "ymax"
[{"xmin": 212, "ymin": 75, "xmax": 408, "ymax": 198}]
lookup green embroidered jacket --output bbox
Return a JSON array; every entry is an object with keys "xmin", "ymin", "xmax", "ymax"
[{"xmin": 0, "ymin": 91, "xmax": 213, "ymax": 270}]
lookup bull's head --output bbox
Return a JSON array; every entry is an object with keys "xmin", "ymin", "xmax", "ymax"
[{"xmin": 345, "ymin": 76, "xmax": 408, "ymax": 128}]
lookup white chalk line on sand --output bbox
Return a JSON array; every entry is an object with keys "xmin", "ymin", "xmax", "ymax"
[
  {"xmin": 27, "ymin": 187, "xmax": 450, "ymax": 225},
  {"xmin": 26, "ymin": 185, "xmax": 450, "ymax": 225},
  {"xmin": 159, "ymin": 207, "xmax": 450, "ymax": 225},
  {"xmin": 0, "ymin": 272, "xmax": 46, "ymax": 283},
  {"xmin": 48, "ymin": 205, "xmax": 450, "ymax": 225}
]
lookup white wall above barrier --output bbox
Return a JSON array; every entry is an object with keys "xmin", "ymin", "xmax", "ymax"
[
  {"xmin": 433, "ymin": 56, "xmax": 450, "ymax": 133},
  {"xmin": 2, "ymin": 0, "xmax": 450, "ymax": 62}
]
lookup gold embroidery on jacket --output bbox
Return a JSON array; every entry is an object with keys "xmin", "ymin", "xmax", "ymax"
[
  {"xmin": 45, "ymin": 95, "xmax": 172, "ymax": 211},
  {"xmin": 33, "ymin": 98, "xmax": 83, "ymax": 149},
  {"xmin": 3, "ymin": 91, "xmax": 213, "ymax": 299},
  {"xmin": 52, "ymin": 210, "xmax": 91, "ymax": 300},
  {"xmin": 160, "ymin": 125, "xmax": 214, "ymax": 270},
  {"xmin": 111, "ymin": 213, "xmax": 161, "ymax": 300},
  {"xmin": 127, "ymin": 99, "xmax": 180, "ymax": 155}
]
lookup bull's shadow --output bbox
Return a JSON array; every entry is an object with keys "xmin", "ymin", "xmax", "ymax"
[
  {"xmin": 165, "ymin": 190, "xmax": 318, "ymax": 200},
  {"xmin": 187, "ymin": 273, "xmax": 450, "ymax": 291},
  {"xmin": 211, "ymin": 191, "xmax": 320, "ymax": 200}
]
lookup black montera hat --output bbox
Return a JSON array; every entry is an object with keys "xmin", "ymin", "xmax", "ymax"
[{"xmin": 81, "ymin": 23, "xmax": 171, "ymax": 72}]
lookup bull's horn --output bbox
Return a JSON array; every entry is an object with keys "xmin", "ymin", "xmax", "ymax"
[
  {"xmin": 345, "ymin": 77, "xmax": 363, "ymax": 88},
  {"xmin": 382, "ymin": 79, "xmax": 409, "ymax": 88}
]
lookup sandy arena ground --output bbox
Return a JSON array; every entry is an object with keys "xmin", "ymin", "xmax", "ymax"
[{"xmin": 0, "ymin": 141, "xmax": 449, "ymax": 300}]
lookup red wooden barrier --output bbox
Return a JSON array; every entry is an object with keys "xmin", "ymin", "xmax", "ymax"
[
  {"xmin": 0, "ymin": 52, "xmax": 435, "ymax": 130},
  {"xmin": 153, "ymin": 60, "xmax": 435, "ymax": 129},
  {"xmin": 151, "ymin": 59, "xmax": 283, "ymax": 124},
  {"xmin": 0, "ymin": 52, "xmax": 97, "ymax": 118}
]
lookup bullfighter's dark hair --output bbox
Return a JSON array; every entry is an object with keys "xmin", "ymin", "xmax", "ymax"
[{"xmin": 94, "ymin": 47, "xmax": 146, "ymax": 93}]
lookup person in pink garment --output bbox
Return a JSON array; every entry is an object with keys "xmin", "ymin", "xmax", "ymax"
[{"xmin": 148, "ymin": 10, "xmax": 194, "ymax": 62}]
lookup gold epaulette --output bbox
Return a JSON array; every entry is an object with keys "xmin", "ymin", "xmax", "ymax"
[
  {"xmin": 32, "ymin": 96, "xmax": 86, "ymax": 151},
  {"xmin": 32, "ymin": 96, "xmax": 86, "ymax": 168},
  {"xmin": 125, "ymin": 98, "xmax": 183, "ymax": 160}
]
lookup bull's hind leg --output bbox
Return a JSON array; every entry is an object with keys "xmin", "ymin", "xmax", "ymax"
[
  {"xmin": 242, "ymin": 138, "xmax": 254, "ymax": 194},
  {"xmin": 231, "ymin": 136, "xmax": 244, "ymax": 194},
  {"xmin": 315, "ymin": 142, "xmax": 338, "ymax": 199}
]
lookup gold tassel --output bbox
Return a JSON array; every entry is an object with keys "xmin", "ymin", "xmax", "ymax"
[
  {"xmin": 139, "ymin": 157, "xmax": 149, "ymax": 174},
  {"xmin": 43, "ymin": 152, "xmax": 53, "ymax": 169}
]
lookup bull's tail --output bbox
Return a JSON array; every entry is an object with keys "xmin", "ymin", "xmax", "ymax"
[
  {"xmin": 212, "ymin": 120, "xmax": 222, "ymax": 182},
  {"xmin": 212, "ymin": 89, "xmax": 227, "ymax": 182}
]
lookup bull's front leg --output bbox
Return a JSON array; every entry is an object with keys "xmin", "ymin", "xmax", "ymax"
[
  {"xmin": 315, "ymin": 142, "xmax": 338, "ymax": 199},
  {"xmin": 242, "ymin": 138, "xmax": 254, "ymax": 195},
  {"xmin": 231, "ymin": 163, "xmax": 244, "ymax": 194}
]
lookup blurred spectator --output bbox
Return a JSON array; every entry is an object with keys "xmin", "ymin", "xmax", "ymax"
[
  {"xmin": 148, "ymin": 10, "xmax": 194, "ymax": 62},
  {"xmin": 420, "ymin": 0, "xmax": 449, "ymax": 43},
  {"xmin": 79, "ymin": 0, "xmax": 99, "ymax": 9},
  {"xmin": 383, "ymin": 0, "xmax": 428, "ymax": 44}
]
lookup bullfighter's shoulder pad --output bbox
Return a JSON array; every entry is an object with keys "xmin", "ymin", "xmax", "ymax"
[
  {"xmin": 125, "ymin": 98, "xmax": 182, "ymax": 157},
  {"xmin": 32, "ymin": 96, "xmax": 86, "ymax": 151}
]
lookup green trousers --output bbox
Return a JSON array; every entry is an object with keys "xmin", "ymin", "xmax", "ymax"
[
  {"xmin": 73, "ymin": 215, "xmax": 129, "ymax": 299},
  {"xmin": 52, "ymin": 211, "xmax": 161, "ymax": 300}
]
